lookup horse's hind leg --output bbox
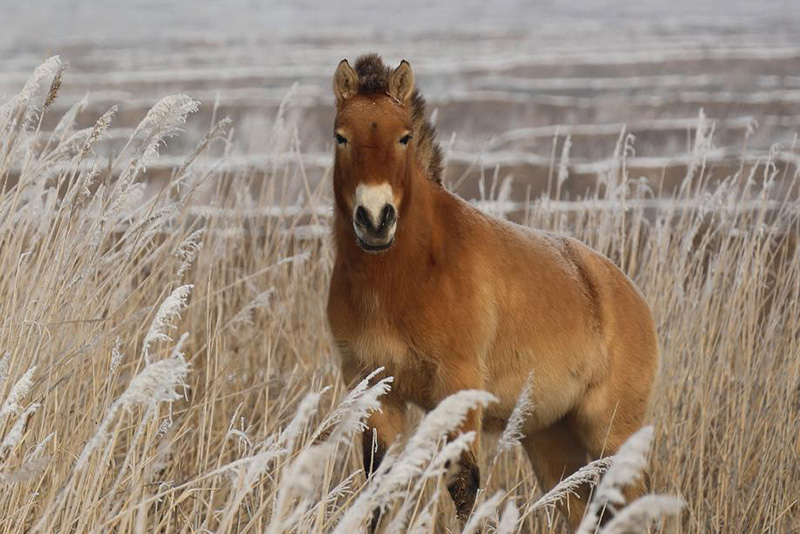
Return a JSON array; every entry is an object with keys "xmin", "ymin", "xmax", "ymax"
[
  {"xmin": 567, "ymin": 365, "xmax": 655, "ymax": 520},
  {"xmin": 522, "ymin": 421, "xmax": 591, "ymax": 530},
  {"xmin": 569, "ymin": 281, "xmax": 659, "ymax": 513}
]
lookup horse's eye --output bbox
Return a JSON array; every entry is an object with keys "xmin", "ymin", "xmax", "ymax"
[
  {"xmin": 334, "ymin": 133, "xmax": 348, "ymax": 146},
  {"xmin": 399, "ymin": 134, "xmax": 412, "ymax": 145}
]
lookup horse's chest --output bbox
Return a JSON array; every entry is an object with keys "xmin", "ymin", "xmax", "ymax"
[
  {"xmin": 344, "ymin": 292, "xmax": 438, "ymax": 407},
  {"xmin": 349, "ymin": 317, "xmax": 409, "ymax": 369}
]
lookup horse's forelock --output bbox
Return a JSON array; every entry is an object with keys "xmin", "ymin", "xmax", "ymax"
[{"xmin": 354, "ymin": 54, "xmax": 391, "ymax": 94}]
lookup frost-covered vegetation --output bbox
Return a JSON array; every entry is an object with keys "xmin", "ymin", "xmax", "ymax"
[{"xmin": 0, "ymin": 50, "xmax": 798, "ymax": 534}]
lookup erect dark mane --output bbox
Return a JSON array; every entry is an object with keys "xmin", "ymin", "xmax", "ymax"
[{"xmin": 353, "ymin": 53, "xmax": 444, "ymax": 186}]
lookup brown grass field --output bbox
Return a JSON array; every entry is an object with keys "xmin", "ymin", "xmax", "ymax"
[{"xmin": 0, "ymin": 53, "xmax": 798, "ymax": 533}]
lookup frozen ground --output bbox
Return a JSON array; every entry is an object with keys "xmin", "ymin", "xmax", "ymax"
[{"xmin": 1, "ymin": 0, "xmax": 799, "ymax": 204}]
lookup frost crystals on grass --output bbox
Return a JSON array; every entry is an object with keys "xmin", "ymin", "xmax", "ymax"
[
  {"xmin": 333, "ymin": 390, "xmax": 497, "ymax": 534},
  {"xmin": 497, "ymin": 371, "xmax": 534, "ymax": 453},
  {"xmin": 1, "ymin": 403, "xmax": 41, "ymax": 460},
  {"xmin": 142, "ymin": 285, "xmax": 193, "ymax": 363},
  {"xmin": 75, "ymin": 353, "xmax": 190, "ymax": 472},
  {"xmin": 1, "ymin": 366, "xmax": 37, "ymax": 418},
  {"xmin": 577, "ymin": 426, "xmax": 684, "ymax": 534},
  {"xmin": 175, "ymin": 229, "xmax": 205, "ymax": 279}
]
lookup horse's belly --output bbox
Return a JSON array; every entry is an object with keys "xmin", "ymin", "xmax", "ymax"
[{"xmin": 481, "ymin": 344, "xmax": 594, "ymax": 435}]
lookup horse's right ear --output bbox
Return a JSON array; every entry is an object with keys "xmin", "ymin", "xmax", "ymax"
[{"xmin": 333, "ymin": 59, "xmax": 359, "ymax": 104}]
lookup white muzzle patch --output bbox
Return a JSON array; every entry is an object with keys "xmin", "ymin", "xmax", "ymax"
[{"xmin": 353, "ymin": 183, "xmax": 397, "ymax": 250}]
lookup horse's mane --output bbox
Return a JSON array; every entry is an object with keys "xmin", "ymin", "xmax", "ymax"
[{"xmin": 354, "ymin": 53, "xmax": 444, "ymax": 186}]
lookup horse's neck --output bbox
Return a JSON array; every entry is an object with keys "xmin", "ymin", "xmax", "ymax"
[{"xmin": 397, "ymin": 184, "xmax": 439, "ymax": 273}]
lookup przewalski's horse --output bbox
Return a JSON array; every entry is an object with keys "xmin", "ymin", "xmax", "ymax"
[{"xmin": 326, "ymin": 54, "xmax": 658, "ymax": 531}]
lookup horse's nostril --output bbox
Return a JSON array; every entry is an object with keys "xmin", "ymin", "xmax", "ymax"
[
  {"xmin": 355, "ymin": 206, "xmax": 371, "ymax": 229},
  {"xmin": 381, "ymin": 204, "xmax": 396, "ymax": 229},
  {"xmin": 356, "ymin": 204, "xmax": 396, "ymax": 234}
]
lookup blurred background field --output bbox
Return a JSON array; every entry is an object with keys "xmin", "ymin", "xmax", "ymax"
[
  {"xmin": 0, "ymin": 1, "xmax": 799, "ymax": 533},
  {"xmin": 3, "ymin": 0, "xmax": 800, "ymax": 209}
]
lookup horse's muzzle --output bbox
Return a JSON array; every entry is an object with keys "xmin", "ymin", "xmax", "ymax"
[{"xmin": 353, "ymin": 203, "xmax": 397, "ymax": 253}]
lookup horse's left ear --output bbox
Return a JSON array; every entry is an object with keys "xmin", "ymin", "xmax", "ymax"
[{"xmin": 389, "ymin": 60, "xmax": 415, "ymax": 102}]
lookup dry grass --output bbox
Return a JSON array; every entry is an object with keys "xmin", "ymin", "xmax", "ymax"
[{"xmin": 0, "ymin": 58, "xmax": 798, "ymax": 534}]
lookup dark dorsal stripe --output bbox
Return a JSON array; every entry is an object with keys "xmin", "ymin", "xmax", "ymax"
[{"xmin": 354, "ymin": 53, "xmax": 444, "ymax": 186}]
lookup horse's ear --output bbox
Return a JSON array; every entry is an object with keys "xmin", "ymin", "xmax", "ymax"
[
  {"xmin": 333, "ymin": 59, "xmax": 359, "ymax": 104},
  {"xmin": 389, "ymin": 60, "xmax": 415, "ymax": 103}
]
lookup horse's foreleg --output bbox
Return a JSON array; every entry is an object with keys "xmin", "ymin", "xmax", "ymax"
[
  {"xmin": 445, "ymin": 406, "xmax": 482, "ymax": 526},
  {"xmin": 362, "ymin": 397, "xmax": 406, "ymax": 532},
  {"xmin": 339, "ymin": 359, "xmax": 407, "ymax": 533},
  {"xmin": 436, "ymin": 363, "xmax": 484, "ymax": 527}
]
